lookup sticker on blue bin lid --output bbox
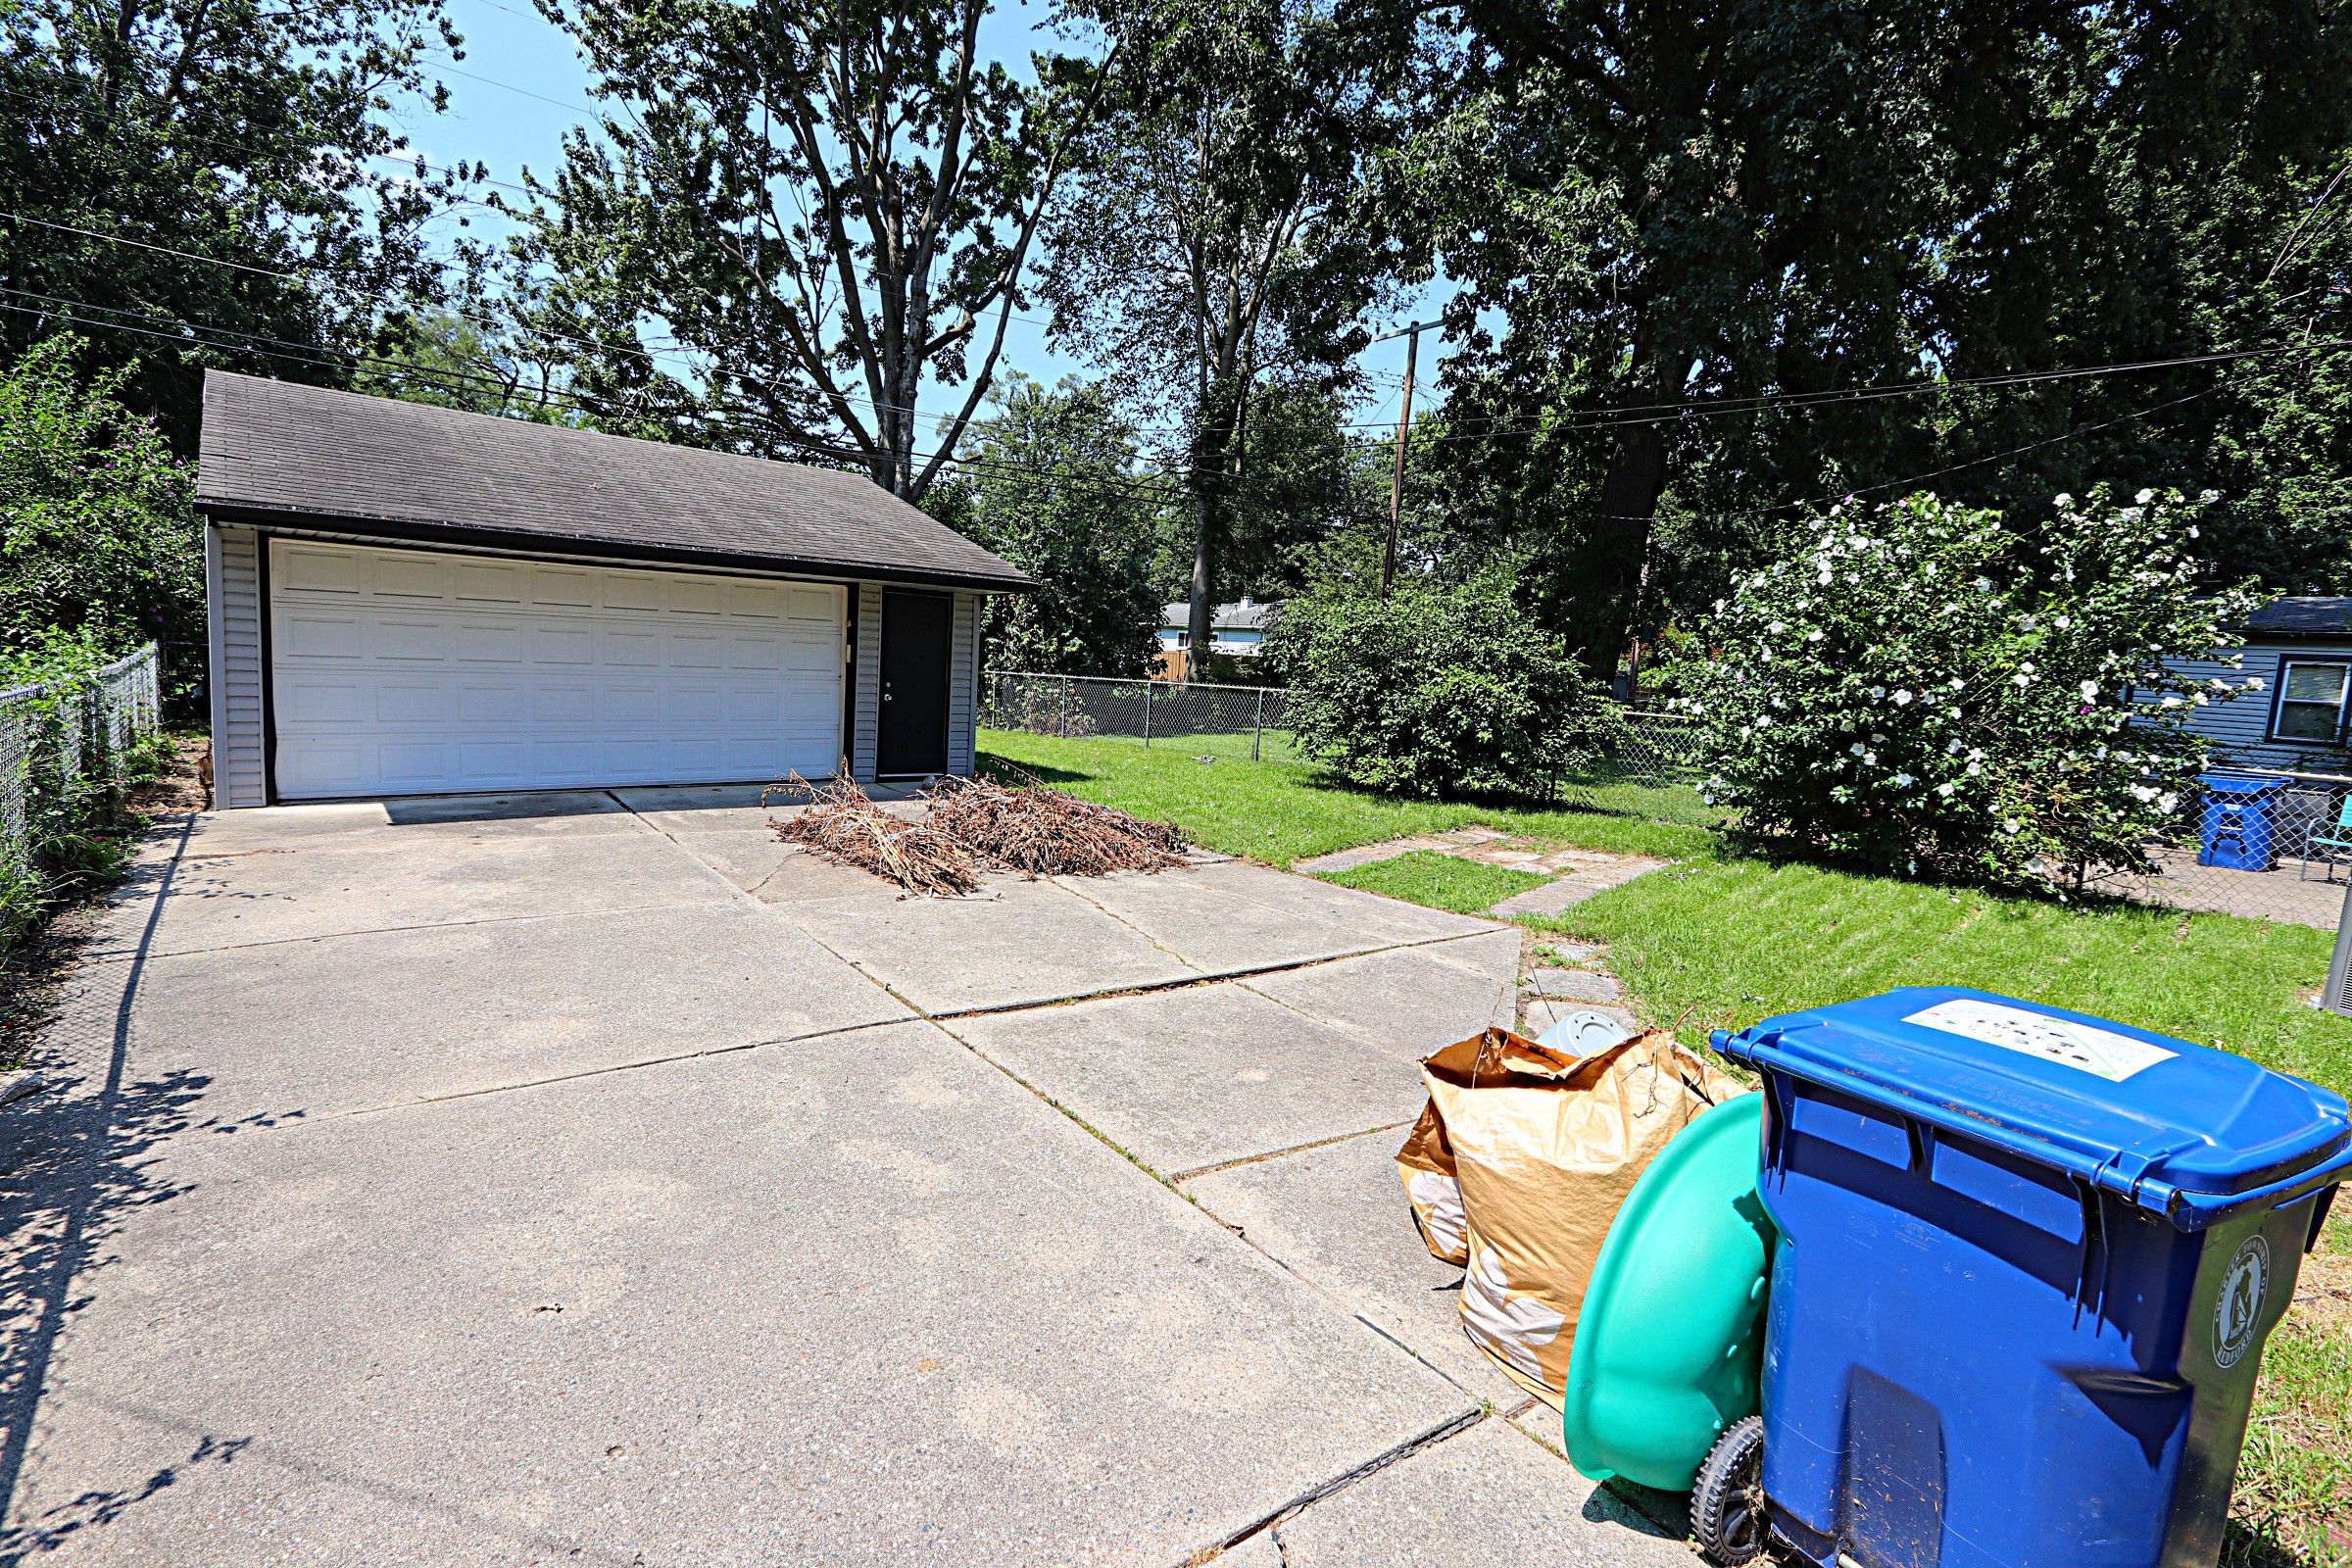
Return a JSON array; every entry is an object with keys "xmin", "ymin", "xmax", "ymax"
[{"xmin": 1900, "ymin": 998, "xmax": 2179, "ymax": 1083}]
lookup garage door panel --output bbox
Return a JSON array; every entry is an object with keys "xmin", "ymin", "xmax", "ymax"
[
  {"xmin": 276, "ymin": 676, "xmax": 368, "ymax": 726},
  {"xmin": 529, "ymin": 566, "xmax": 597, "ymax": 608},
  {"xmin": 668, "ymin": 686, "xmax": 721, "ymax": 724},
  {"xmin": 455, "ymin": 623, "xmax": 523, "ymax": 662},
  {"xmin": 668, "ymin": 632, "xmax": 724, "ymax": 668},
  {"xmin": 280, "ymin": 545, "xmax": 363, "ymax": 594},
  {"xmin": 374, "ymin": 683, "xmax": 445, "ymax": 723},
  {"xmin": 457, "ymin": 683, "xmax": 524, "ymax": 724},
  {"xmin": 281, "ymin": 613, "xmax": 365, "ymax": 661},
  {"xmin": 374, "ymin": 619, "xmax": 447, "ymax": 662},
  {"xmin": 455, "ymin": 563, "xmax": 524, "ymax": 603},
  {"xmin": 602, "ymin": 628, "xmax": 662, "ymax": 666},
  {"xmin": 729, "ymin": 582, "xmax": 785, "ymax": 618},
  {"xmin": 725, "ymin": 634, "xmax": 785, "ymax": 672},
  {"xmin": 457, "ymin": 740, "xmax": 528, "ymax": 782},
  {"xmin": 270, "ymin": 541, "xmax": 845, "ymax": 800},
  {"xmin": 603, "ymin": 685, "xmax": 662, "ymax": 723}
]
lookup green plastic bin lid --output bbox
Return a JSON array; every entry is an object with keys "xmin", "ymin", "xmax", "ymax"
[{"xmin": 1559, "ymin": 1090, "xmax": 1774, "ymax": 1493}]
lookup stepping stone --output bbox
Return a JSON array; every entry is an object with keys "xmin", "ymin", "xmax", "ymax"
[
  {"xmin": 1489, "ymin": 857, "xmax": 1668, "ymax": 917},
  {"xmin": 1527, "ymin": 968, "xmax": 1620, "ymax": 1003},
  {"xmin": 1487, "ymin": 878, "xmax": 1595, "ymax": 916},
  {"xmin": 1535, "ymin": 942, "xmax": 1600, "ymax": 963}
]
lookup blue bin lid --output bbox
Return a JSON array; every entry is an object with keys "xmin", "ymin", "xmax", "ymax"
[
  {"xmin": 1715, "ymin": 987, "xmax": 2352, "ymax": 1230},
  {"xmin": 2199, "ymin": 772, "xmax": 2287, "ymax": 798}
]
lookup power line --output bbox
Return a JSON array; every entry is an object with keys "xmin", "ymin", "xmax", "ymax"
[
  {"xmin": 0, "ymin": 206, "xmax": 1054, "ymax": 432},
  {"xmin": 0, "ymin": 288, "xmax": 1200, "ymax": 505},
  {"xmin": 1356, "ymin": 337, "xmax": 2351, "ymax": 442},
  {"xmin": 1599, "ymin": 387, "xmax": 2221, "ymax": 527}
]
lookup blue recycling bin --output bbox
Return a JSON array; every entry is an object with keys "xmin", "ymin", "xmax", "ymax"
[
  {"xmin": 2198, "ymin": 772, "xmax": 2287, "ymax": 869},
  {"xmin": 1714, "ymin": 988, "xmax": 2352, "ymax": 1568}
]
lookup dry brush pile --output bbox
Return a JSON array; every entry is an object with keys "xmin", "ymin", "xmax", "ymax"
[{"xmin": 770, "ymin": 770, "xmax": 1188, "ymax": 896}]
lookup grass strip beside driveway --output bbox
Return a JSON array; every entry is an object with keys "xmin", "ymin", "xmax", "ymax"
[
  {"xmin": 980, "ymin": 729, "xmax": 1715, "ymax": 866},
  {"xmin": 1315, "ymin": 850, "xmax": 1550, "ymax": 915}
]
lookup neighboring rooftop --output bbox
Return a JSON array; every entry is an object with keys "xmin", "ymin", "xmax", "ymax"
[
  {"xmin": 195, "ymin": 371, "xmax": 1031, "ymax": 592},
  {"xmin": 2244, "ymin": 597, "xmax": 2352, "ymax": 641},
  {"xmin": 1159, "ymin": 597, "xmax": 1280, "ymax": 631}
]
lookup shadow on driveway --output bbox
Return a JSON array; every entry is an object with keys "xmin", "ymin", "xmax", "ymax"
[{"xmin": 0, "ymin": 820, "xmax": 222, "ymax": 1559}]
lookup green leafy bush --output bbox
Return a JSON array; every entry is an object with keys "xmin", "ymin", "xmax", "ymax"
[
  {"xmin": 0, "ymin": 336, "xmax": 203, "ymax": 655},
  {"xmin": 1668, "ymin": 489, "xmax": 2259, "ymax": 890},
  {"xmin": 1270, "ymin": 572, "xmax": 1622, "ymax": 798}
]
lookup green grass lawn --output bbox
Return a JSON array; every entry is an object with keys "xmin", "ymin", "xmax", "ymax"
[
  {"xmin": 985, "ymin": 726, "xmax": 2352, "ymax": 1560},
  {"xmin": 980, "ymin": 728, "xmax": 1716, "ymax": 864},
  {"xmin": 1537, "ymin": 852, "xmax": 2352, "ymax": 1095},
  {"xmin": 1315, "ymin": 849, "xmax": 1550, "ymax": 914}
]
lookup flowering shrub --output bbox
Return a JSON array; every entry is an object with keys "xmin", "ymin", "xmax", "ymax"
[
  {"xmin": 1667, "ymin": 488, "xmax": 2261, "ymax": 890},
  {"xmin": 1271, "ymin": 571, "xmax": 1622, "ymax": 799}
]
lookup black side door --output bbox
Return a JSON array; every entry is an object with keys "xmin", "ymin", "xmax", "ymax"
[{"xmin": 878, "ymin": 589, "xmax": 953, "ymax": 776}]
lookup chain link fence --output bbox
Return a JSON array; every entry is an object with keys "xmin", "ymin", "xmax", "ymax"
[
  {"xmin": 984, "ymin": 671, "xmax": 1297, "ymax": 760},
  {"xmin": 982, "ymin": 671, "xmax": 1711, "ymax": 816},
  {"xmin": 2109, "ymin": 768, "xmax": 2352, "ymax": 932},
  {"xmin": 0, "ymin": 644, "xmax": 165, "ymax": 942}
]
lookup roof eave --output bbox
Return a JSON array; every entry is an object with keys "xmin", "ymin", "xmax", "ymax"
[{"xmin": 194, "ymin": 498, "xmax": 1038, "ymax": 594}]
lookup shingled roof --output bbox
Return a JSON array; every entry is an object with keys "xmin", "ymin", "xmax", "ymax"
[
  {"xmin": 195, "ymin": 371, "xmax": 1031, "ymax": 592},
  {"xmin": 2244, "ymin": 598, "xmax": 2352, "ymax": 641}
]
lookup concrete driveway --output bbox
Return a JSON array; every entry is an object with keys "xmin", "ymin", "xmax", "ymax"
[{"xmin": 0, "ymin": 788, "xmax": 1695, "ymax": 1566}]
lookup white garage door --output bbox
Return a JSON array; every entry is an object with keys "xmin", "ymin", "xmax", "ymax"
[{"xmin": 268, "ymin": 539, "xmax": 846, "ymax": 800}]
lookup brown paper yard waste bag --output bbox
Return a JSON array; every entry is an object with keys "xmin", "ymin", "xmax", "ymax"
[{"xmin": 1398, "ymin": 1026, "xmax": 1744, "ymax": 1406}]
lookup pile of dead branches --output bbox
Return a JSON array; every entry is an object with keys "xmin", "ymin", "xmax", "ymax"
[
  {"xmin": 924, "ymin": 773, "xmax": 1189, "ymax": 878},
  {"xmin": 771, "ymin": 772, "xmax": 979, "ymax": 897}
]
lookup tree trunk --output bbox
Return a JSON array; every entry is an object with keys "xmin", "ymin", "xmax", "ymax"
[
  {"xmin": 1185, "ymin": 421, "xmax": 1222, "ymax": 678},
  {"xmin": 1570, "ymin": 307, "xmax": 1675, "ymax": 684}
]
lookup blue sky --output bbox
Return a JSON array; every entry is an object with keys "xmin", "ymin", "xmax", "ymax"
[{"xmin": 391, "ymin": 0, "xmax": 1453, "ymax": 443}]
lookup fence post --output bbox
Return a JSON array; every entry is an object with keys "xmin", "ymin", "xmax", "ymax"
[
  {"xmin": 1252, "ymin": 689, "xmax": 1265, "ymax": 761},
  {"xmin": 1143, "ymin": 680, "xmax": 1153, "ymax": 747},
  {"xmin": 1060, "ymin": 676, "xmax": 1071, "ymax": 738}
]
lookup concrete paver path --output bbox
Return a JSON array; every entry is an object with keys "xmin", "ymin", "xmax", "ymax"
[{"xmin": 0, "ymin": 787, "xmax": 1693, "ymax": 1566}]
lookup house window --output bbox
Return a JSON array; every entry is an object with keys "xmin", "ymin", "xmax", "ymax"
[{"xmin": 2276, "ymin": 661, "xmax": 2351, "ymax": 741}]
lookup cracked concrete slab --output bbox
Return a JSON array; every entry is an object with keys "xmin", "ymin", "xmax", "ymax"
[
  {"xmin": 784, "ymin": 872, "xmax": 1203, "ymax": 1012},
  {"xmin": 1240, "ymin": 929, "xmax": 1520, "ymax": 1064},
  {"xmin": 1182, "ymin": 1123, "xmax": 1514, "ymax": 1397},
  {"xmin": 1271, "ymin": 1418, "xmax": 1697, "ymax": 1566},
  {"xmin": 950, "ymin": 981, "xmax": 1425, "ymax": 1175},
  {"xmin": 84, "ymin": 827, "xmax": 732, "ymax": 960},
  {"xmin": 83, "ymin": 901, "xmax": 910, "ymax": 1135},
  {"xmin": 2, "ymin": 1022, "xmax": 1475, "ymax": 1567},
  {"xmin": 1061, "ymin": 861, "xmax": 1495, "ymax": 977},
  {"xmin": 165, "ymin": 793, "xmax": 639, "ymax": 858}
]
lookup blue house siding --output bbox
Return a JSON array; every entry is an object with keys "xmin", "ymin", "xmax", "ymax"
[{"xmin": 2159, "ymin": 638, "xmax": 2352, "ymax": 772}]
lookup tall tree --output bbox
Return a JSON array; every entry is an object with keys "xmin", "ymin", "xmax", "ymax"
[
  {"xmin": 513, "ymin": 0, "xmax": 1108, "ymax": 496},
  {"xmin": 928, "ymin": 374, "xmax": 1167, "ymax": 675},
  {"xmin": 0, "ymin": 0, "xmax": 478, "ymax": 445},
  {"xmin": 1408, "ymin": 0, "xmax": 2352, "ymax": 669},
  {"xmin": 1041, "ymin": 0, "xmax": 1413, "ymax": 665}
]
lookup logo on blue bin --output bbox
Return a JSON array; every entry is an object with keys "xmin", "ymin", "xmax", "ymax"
[{"xmin": 2212, "ymin": 1234, "xmax": 2272, "ymax": 1370}]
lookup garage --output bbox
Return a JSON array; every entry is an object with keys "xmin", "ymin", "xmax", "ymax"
[
  {"xmin": 197, "ymin": 372, "xmax": 1030, "ymax": 808},
  {"xmin": 268, "ymin": 540, "xmax": 846, "ymax": 800}
]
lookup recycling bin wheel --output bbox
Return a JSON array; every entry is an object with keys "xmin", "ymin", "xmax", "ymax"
[{"xmin": 1691, "ymin": 1416, "xmax": 1767, "ymax": 1566}]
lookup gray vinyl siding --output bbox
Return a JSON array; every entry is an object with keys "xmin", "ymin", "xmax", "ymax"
[
  {"xmin": 207, "ymin": 522, "xmax": 268, "ymax": 808},
  {"xmin": 2157, "ymin": 638, "xmax": 2352, "ymax": 770},
  {"xmin": 852, "ymin": 581, "xmax": 883, "ymax": 782},
  {"xmin": 948, "ymin": 592, "xmax": 979, "ymax": 776}
]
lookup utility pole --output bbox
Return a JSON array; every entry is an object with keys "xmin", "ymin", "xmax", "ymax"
[{"xmin": 1371, "ymin": 320, "xmax": 1440, "ymax": 596}]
